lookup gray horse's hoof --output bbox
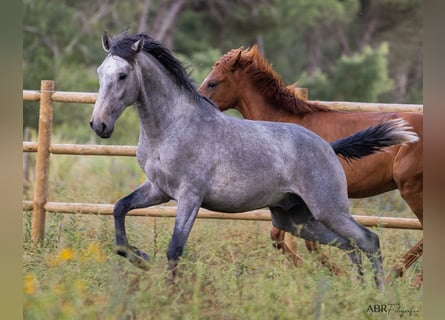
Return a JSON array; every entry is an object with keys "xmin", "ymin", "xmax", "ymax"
[{"xmin": 116, "ymin": 245, "xmax": 150, "ymax": 271}]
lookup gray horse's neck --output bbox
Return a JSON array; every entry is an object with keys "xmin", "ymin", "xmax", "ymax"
[{"xmin": 135, "ymin": 55, "xmax": 204, "ymax": 141}]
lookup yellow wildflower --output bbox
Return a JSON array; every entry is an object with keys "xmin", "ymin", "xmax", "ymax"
[
  {"xmin": 47, "ymin": 255, "xmax": 60, "ymax": 267},
  {"xmin": 80, "ymin": 242, "xmax": 106, "ymax": 263},
  {"xmin": 47, "ymin": 247, "xmax": 75, "ymax": 267},
  {"xmin": 24, "ymin": 273, "xmax": 36, "ymax": 295},
  {"xmin": 58, "ymin": 248, "xmax": 74, "ymax": 261},
  {"xmin": 52, "ymin": 282, "xmax": 65, "ymax": 294},
  {"xmin": 74, "ymin": 279, "xmax": 87, "ymax": 293},
  {"xmin": 62, "ymin": 302, "xmax": 75, "ymax": 316}
]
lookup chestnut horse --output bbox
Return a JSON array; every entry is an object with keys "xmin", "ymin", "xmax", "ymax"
[{"xmin": 198, "ymin": 44, "xmax": 423, "ymax": 285}]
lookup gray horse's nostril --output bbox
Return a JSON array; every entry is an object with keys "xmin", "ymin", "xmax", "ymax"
[{"xmin": 90, "ymin": 121, "xmax": 107, "ymax": 133}]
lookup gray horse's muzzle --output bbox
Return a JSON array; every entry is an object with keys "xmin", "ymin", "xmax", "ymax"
[{"xmin": 90, "ymin": 120, "xmax": 114, "ymax": 138}]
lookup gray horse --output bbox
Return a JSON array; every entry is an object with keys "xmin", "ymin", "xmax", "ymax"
[{"xmin": 90, "ymin": 32, "xmax": 419, "ymax": 290}]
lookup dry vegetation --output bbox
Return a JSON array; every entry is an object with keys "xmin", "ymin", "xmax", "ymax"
[{"xmin": 23, "ymin": 151, "xmax": 423, "ymax": 319}]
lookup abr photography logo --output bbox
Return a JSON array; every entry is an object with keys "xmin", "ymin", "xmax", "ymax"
[{"xmin": 367, "ymin": 304, "xmax": 420, "ymax": 317}]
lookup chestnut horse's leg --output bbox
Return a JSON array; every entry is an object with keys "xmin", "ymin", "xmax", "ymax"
[
  {"xmin": 304, "ymin": 240, "xmax": 347, "ymax": 276},
  {"xmin": 386, "ymin": 239, "xmax": 423, "ymax": 283},
  {"xmin": 413, "ymin": 269, "xmax": 423, "ymax": 289},
  {"xmin": 390, "ymin": 148, "xmax": 423, "ymax": 285},
  {"xmin": 270, "ymin": 227, "xmax": 305, "ymax": 266},
  {"xmin": 270, "ymin": 227, "xmax": 346, "ymax": 275}
]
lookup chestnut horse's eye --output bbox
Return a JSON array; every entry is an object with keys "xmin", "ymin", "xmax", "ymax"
[
  {"xmin": 118, "ymin": 73, "xmax": 128, "ymax": 81},
  {"xmin": 207, "ymin": 81, "xmax": 218, "ymax": 88}
]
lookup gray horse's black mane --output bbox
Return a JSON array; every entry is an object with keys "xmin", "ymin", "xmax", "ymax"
[{"xmin": 108, "ymin": 32, "xmax": 216, "ymax": 108}]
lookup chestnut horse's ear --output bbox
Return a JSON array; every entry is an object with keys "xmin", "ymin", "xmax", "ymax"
[
  {"xmin": 250, "ymin": 39, "xmax": 259, "ymax": 50},
  {"xmin": 248, "ymin": 39, "xmax": 263, "ymax": 55},
  {"xmin": 102, "ymin": 31, "xmax": 111, "ymax": 52},
  {"xmin": 230, "ymin": 50, "xmax": 243, "ymax": 72}
]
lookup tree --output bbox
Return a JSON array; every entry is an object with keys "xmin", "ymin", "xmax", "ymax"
[
  {"xmin": 299, "ymin": 43, "xmax": 393, "ymax": 102},
  {"xmin": 353, "ymin": 0, "xmax": 422, "ymax": 102},
  {"xmin": 23, "ymin": 0, "xmax": 422, "ymax": 141}
]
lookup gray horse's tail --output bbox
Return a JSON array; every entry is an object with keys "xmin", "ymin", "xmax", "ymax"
[{"xmin": 330, "ymin": 118, "xmax": 419, "ymax": 162}]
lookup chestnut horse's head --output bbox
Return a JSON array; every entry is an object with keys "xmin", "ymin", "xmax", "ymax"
[
  {"xmin": 200, "ymin": 44, "xmax": 331, "ymax": 116},
  {"xmin": 198, "ymin": 48, "xmax": 249, "ymax": 111},
  {"xmin": 199, "ymin": 44, "xmax": 297, "ymax": 113}
]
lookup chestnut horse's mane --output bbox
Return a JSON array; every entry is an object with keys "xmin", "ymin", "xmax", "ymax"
[{"xmin": 216, "ymin": 45, "xmax": 331, "ymax": 115}]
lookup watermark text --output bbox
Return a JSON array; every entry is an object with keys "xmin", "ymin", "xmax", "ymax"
[{"xmin": 367, "ymin": 304, "xmax": 420, "ymax": 317}]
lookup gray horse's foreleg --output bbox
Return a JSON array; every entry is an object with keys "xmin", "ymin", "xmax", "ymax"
[
  {"xmin": 166, "ymin": 196, "xmax": 201, "ymax": 284},
  {"xmin": 113, "ymin": 180, "xmax": 168, "ymax": 269}
]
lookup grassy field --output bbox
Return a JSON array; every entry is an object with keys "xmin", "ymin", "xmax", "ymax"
[{"xmin": 23, "ymin": 152, "xmax": 423, "ymax": 319}]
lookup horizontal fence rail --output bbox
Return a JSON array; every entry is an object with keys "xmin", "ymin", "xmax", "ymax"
[
  {"xmin": 22, "ymin": 201, "xmax": 422, "ymax": 230},
  {"xmin": 23, "ymin": 81, "xmax": 423, "ymax": 241},
  {"xmin": 23, "ymin": 90, "xmax": 97, "ymax": 104},
  {"xmin": 24, "ymin": 89, "xmax": 424, "ymax": 112},
  {"xmin": 317, "ymin": 101, "xmax": 423, "ymax": 113},
  {"xmin": 23, "ymin": 141, "xmax": 136, "ymax": 156}
]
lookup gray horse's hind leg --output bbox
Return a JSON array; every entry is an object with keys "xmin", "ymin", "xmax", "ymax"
[
  {"xmin": 270, "ymin": 206, "xmax": 354, "ymax": 251},
  {"xmin": 113, "ymin": 180, "xmax": 168, "ymax": 270},
  {"xmin": 270, "ymin": 206, "xmax": 384, "ymax": 290},
  {"xmin": 312, "ymin": 210, "xmax": 384, "ymax": 291},
  {"xmin": 270, "ymin": 205, "xmax": 346, "ymax": 275},
  {"xmin": 271, "ymin": 207, "xmax": 359, "ymax": 264}
]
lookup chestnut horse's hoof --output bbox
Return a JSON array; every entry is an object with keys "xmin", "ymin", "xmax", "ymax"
[{"xmin": 116, "ymin": 245, "xmax": 150, "ymax": 271}]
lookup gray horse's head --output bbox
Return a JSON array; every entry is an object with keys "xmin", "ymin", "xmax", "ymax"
[{"xmin": 90, "ymin": 32, "xmax": 144, "ymax": 138}]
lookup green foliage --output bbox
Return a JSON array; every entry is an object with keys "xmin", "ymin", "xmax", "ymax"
[
  {"xmin": 23, "ymin": 0, "xmax": 422, "ymax": 139},
  {"xmin": 42, "ymin": 133, "xmax": 143, "ymax": 204},
  {"xmin": 176, "ymin": 49, "xmax": 223, "ymax": 84},
  {"xmin": 331, "ymin": 43, "xmax": 393, "ymax": 101},
  {"xmin": 278, "ymin": 0, "xmax": 359, "ymax": 28},
  {"xmin": 299, "ymin": 43, "xmax": 393, "ymax": 101},
  {"xmin": 297, "ymin": 70, "xmax": 331, "ymax": 100}
]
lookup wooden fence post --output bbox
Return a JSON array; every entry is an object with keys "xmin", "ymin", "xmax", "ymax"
[
  {"xmin": 23, "ymin": 127, "xmax": 32, "ymax": 197},
  {"xmin": 31, "ymin": 80, "xmax": 54, "ymax": 242}
]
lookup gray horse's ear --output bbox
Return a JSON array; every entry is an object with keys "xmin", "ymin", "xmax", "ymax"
[
  {"xmin": 131, "ymin": 38, "xmax": 144, "ymax": 52},
  {"xmin": 102, "ymin": 31, "xmax": 111, "ymax": 52}
]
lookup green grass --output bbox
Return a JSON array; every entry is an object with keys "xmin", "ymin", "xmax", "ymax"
[
  {"xmin": 23, "ymin": 213, "xmax": 423, "ymax": 319},
  {"xmin": 23, "ymin": 150, "xmax": 423, "ymax": 319}
]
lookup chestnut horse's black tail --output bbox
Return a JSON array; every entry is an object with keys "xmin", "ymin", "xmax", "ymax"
[{"xmin": 330, "ymin": 118, "xmax": 419, "ymax": 162}]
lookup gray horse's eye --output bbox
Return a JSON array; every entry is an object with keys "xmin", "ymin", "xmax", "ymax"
[{"xmin": 118, "ymin": 73, "xmax": 128, "ymax": 81}]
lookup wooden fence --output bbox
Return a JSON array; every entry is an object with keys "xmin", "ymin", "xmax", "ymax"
[{"xmin": 23, "ymin": 80, "xmax": 423, "ymax": 242}]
